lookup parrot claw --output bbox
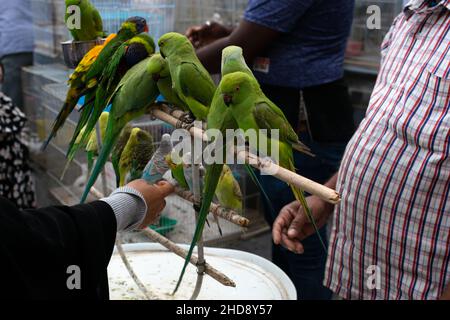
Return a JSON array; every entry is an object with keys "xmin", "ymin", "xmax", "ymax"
[
  {"xmin": 193, "ymin": 202, "xmax": 201, "ymax": 212},
  {"xmin": 180, "ymin": 112, "xmax": 195, "ymax": 124}
]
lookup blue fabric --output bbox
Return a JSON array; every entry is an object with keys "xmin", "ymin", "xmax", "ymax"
[
  {"xmin": 244, "ymin": 0, "xmax": 354, "ymax": 88},
  {"xmin": 0, "ymin": 1, "xmax": 34, "ymax": 59},
  {"xmin": 259, "ymin": 133, "xmax": 346, "ymax": 299}
]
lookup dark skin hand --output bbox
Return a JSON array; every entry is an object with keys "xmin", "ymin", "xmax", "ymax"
[
  {"xmin": 272, "ymin": 174, "xmax": 338, "ymax": 254},
  {"xmin": 185, "ymin": 20, "xmax": 281, "ymax": 73}
]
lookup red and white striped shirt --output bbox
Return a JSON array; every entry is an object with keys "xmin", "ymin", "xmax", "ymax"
[{"xmin": 325, "ymin": 0, "xmax": 450, "ymax": 299}]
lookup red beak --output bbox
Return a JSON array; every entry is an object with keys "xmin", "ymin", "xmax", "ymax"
[
  {"xmin": 144, "ymin": 25, "xmax": 149, "ymax": 33},
  {"xmin": 223, "ymin": 94, "xmax": 232, "ymax": 106}
]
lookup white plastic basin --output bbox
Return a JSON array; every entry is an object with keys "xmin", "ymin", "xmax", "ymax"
[{"xmin": 108, "ymin": 243, "xmax": 296, "ymax": 300}]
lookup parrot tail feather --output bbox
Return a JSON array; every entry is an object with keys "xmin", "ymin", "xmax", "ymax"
[
  {"xmin": 287, "ymin": 158, "xmax": 326, "ymax": 252},
  {"xmin": 80, "ymin": 130, "xmax": 118, "ymax": 204},
  {"xmin": 172, "ymin": 163, "xmax": 224, "ymax": 295},
  {"xmin": 289, "ymin": 184, "xmax": 327, "ymax": 252},
  {"xmin": 292, "ymin": 143, "xmax": 315, "ymax": 157},
  {"xmin": 79, "ymin": 87, "xmax": 107, "ymax": 148},
  {"xmin": 66, "ymin": 102, "xmax": 94, "ymax": 158},
  {"xmin": 87, "ymin": 151, "xmax": 95, "ymax": 177},
  {"xmin": 60, "ymin": 159, "xmax": 72, "ymax": 181},
  {"xmin": 41, "ymin": 101, "xmax": 74, "ymax": 151},
  {"xmin": 244, "ymin": 164, "xmax": 276, "ymax": 217}
]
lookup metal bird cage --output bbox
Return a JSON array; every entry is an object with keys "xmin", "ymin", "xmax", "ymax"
[{"xmin": 346, "ymin": 0, "xmax": 404, "ymax": 69}]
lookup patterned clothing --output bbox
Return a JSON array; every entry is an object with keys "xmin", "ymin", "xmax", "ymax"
[
  {"xmin": 0, "ymin": 92, "xmax": 35, "ymax": 209},
  {"xmin": 325, "ymin": 0, "xmax": 450, "ymax": 299}
]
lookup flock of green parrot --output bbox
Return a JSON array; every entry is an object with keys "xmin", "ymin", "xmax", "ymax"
[{"xmin": 43, "ymin": 0, "xmax": 322, "ymax": 295}]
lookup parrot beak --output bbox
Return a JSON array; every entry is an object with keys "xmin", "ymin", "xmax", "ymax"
[
  {"xmin": 144, "ymin": 25, "xmax": 149, "ymax": 33},
  {"xmin": 223, "ymin": 94, "xmax": 232, "ymax": 106},
  {"xmin": 152, "ymin": 74, "xmax": 160, "ymax": 82}
]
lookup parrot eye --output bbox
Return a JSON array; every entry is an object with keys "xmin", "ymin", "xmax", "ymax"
[{"xmin": 235, "ymin": 87, "xmax": 240, "ymax": 92}]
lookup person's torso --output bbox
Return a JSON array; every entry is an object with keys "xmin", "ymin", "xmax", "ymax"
[
  {"xmin": 244, "ymin": 0, "xmax": 355, "ymax": 88},
  {"xmin": 325, "ymin": 1, "xmax": 450, "ymax": 300},
  {"xmin": 0, "ymin": 0, "xmax": 34, "ymax": 59}
]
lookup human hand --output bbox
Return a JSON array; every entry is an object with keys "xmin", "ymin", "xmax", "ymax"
[
  {"xmin": 126, "ymin": 179, "xmax": 174, "ymax": 228},
  {"xmin": 272, "ymin": 196, "xmax": 334, "ymax": 254},
  {"xmin": 185, "ymin": 21, "xmax": 232, "ymax": 49}
]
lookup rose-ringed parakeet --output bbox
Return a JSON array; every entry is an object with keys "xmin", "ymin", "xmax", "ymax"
[
  {"xmin": 117, "ymin": 128, "xmax": 154, "ymax": 186},
  {"xmin": 65, "ymin": 0, "xmax": 105, "ymax": 41},
  {"xmin": 158, "ymin": 32, "xmax": 216, "ymax": 121},
  {"xmin": 220, "ymin": 71, "xmax": 325, "ymax": 248},
  {"xmin": 77, "ymin": 32, "xmax": 155, "ymax": 151},
  {"xmin": 147, "ymin": 54, "xmax": 188, "ymax": 111},
  {"xmin": 41, "ymin": 33, "xmax": 116, "ymax": 151},
  {"xmin": 80, "ymin": 56, "xmax": 159, "ymax": 203},
  {"xmin": 171, "ymin": 46, "xmax": 261, "ymax": 293}
]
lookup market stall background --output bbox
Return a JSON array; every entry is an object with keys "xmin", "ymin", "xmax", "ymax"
[{"xmin": 22, "ymin": 0, "xmax": 404, "ymax": 254}]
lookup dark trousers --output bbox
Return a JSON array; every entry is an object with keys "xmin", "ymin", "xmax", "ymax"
[
  {"xmin": 1, "ymin": 52, "xmax": 33, "ymax": 110},
  {"xmin": 259, "ymin": 79, "xmax": 354, "ymax": 300}
]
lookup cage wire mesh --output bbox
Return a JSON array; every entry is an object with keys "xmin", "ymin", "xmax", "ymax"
[
  {"xmin": 31, "ymin": 0, "xmax": 247, "ymax": 61},
  {"xmin": 346, "ymin": 0, "xmax": 403, "ymax": 67}
]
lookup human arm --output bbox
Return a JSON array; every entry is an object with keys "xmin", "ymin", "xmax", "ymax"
[
  {"xmin": 0, "ymin": 180, "xmax": 173, "ymax": 299},
  {"xmin": 272, "ymin": 173, "xmax": 338, "ymax": 254},
  {"xmin": 101, "ymin": 179, "xmax": 174, "ymax": 231},
  {"xmin": 186, "ymin": 0, "xmax": 316, "ymax": 73}
]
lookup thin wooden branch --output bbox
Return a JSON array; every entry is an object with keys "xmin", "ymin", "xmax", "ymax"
[
  {"xmin": 141, "ymin": 228, "xmax": 236, "ymax": 288},
  {"xmin": 174, "ymin": 186, "xmax": 250, "ymax": 227},
  {"xmin": 150, "ymin": 105, "xmax": 341, "ymax": 204},
  {"xmin": 115, "ymin": 236, "xmax": 160, "ymax": 300}
]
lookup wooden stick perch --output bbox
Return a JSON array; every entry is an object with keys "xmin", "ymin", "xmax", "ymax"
[
  {"xmin": 150, "ymin": 105, "xmax": 341, "ymax": 204},
  {"xmin": 115, "ymin": 236, "xmax": 160, "ymax": 300},
  {"xmin": 141, "ymin": 228, "xmax": 236, "ymax": 288},
  {"xmin": 174, "ymin": 186, "xmax": 250, "ymax": 227}
]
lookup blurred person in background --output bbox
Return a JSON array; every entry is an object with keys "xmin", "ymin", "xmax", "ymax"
[
  {"xmin": 0, "ymin": 91, "xmax": 35, "ymax": 209},
  {"xmin": 185, "ymin": 0, "xmax": 356, "ymax": 300},
  {"xmin": 0, "ymin": 0, "xmax": 34, "ymax": 110}
]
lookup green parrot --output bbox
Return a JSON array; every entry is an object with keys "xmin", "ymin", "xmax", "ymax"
[
  {"xmin": 158, "ymin": 32, "xmax": 216, "ymax": 121},
  {"xmin": 85, "ymin": 17, "xmax": 148, "ymax": 85},
  {"xmin": 171, "ymin": 46, "xmax": 263, "ymax": 293},
  {"xmin": 118, "ymin": 128, "xmax": 154, "ymax": 186},
  {"xmin": 65, "ymin": 0, "xmax": 105, "ymax": 41},
  {"xmin": 41, "ymin": 33, "xmax": 117, "ymax": 151},
  {"xmin": 165, "ymin": 151, "xmax": 190, "ymax": 190},
  {"xmin": 147, "ymin": 53, "xmax": 188, "ymax": 111},
  {"xmin": 215, "ymin": 165, "xmax": 243, "ymax": 214},
  {"xmin": 111, "ymin": 125, "xmax": 133, "ymax": 187},
  {"xmin": 77, "ymin": 32, "xmax": 155, "ymax": 152},
  {"xmin": 80, "ymin": 56, "xmax": 159, "ymax": 203},
  {"xmin": 85, "ymin": 111, "xmax": 109, "ymax": 176},
  {"xmin": 220, "ymin": 71, "xmax": 325, "ymax": 247}
]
